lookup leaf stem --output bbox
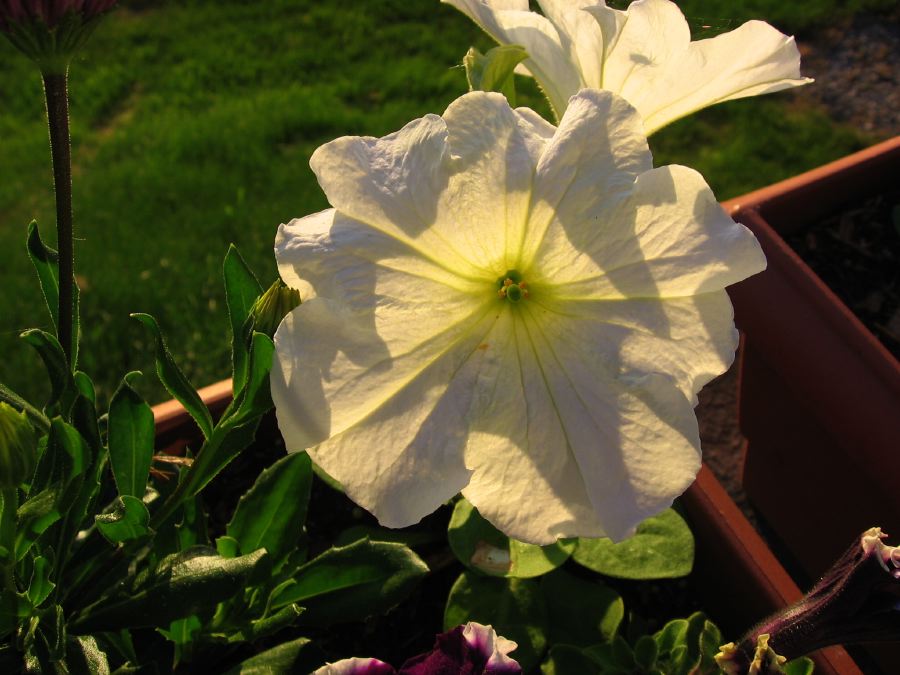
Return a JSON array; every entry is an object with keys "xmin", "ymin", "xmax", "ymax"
[{"xmin": 42, "ymin": 71, "xmax": 75, "ymax": 367}]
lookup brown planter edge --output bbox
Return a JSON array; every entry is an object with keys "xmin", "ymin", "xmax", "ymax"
[
  {"xmin": 150, "ymin": 378, "xmax": 860, "ymax": 674},
  {"xmin": 721, "ymin": 137, "xmax": 900, "ymax": 578}
]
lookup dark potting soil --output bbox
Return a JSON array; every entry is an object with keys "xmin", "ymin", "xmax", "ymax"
[{"xmin": 785, "ymin": 188, "xmax": 900, "ymax": 360}]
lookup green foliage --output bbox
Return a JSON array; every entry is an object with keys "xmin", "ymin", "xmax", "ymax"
[
  {"xmin": 226, "ymin": 452, "xmax": 312, "ymax": 568},
  {"xmin": 222, "ymin": 245, "xmax": 262, "ymax": 397},
  {"xmin": 464, "ymin": 44, "xmax": 529, "ymax": 106},
  {"xmin": 269, "ymin": 538, "xmax": 429, "ymax": 627},
  {"xmin": 223, "ymin": 638, "xmax": 324, "ymax": 675},
  {"xmin": 106, "ymin": 373, "xmax": 154, "ymax": 499},
  {"xmin": 540, "ymin": 568, "xmax": 624, "ymax": 647},
  {"xmin": 573, "ymin": 508, "xmax": 694, "ymax": 579},
  {"xmin": 444, "ymin": 571, "xmax": 549, "ymax": 672},
  {"xmin": 94, "ymin": 496, "xmax": 152, "ymax": 544},
  {"xmin": 448, "ymin": 497, "xmax": 574, "ymax": 578}
]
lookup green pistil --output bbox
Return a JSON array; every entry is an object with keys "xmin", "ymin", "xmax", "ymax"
[{"xmin": 497, "ymin": 270, "xmax": 528, "ymax": 303}]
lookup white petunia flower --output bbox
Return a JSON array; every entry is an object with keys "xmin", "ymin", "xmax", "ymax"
[
  {"xmin": 271, "ymin": 89, "xmax": 765, "ymax": 545},
  {"xmin": 442, "ymin": 0, "xmax": 812, "ymax": 132}
]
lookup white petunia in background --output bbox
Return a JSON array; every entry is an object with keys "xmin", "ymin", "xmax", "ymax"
[
  {"xmin": 443, "ymin": 0, "xmax": 812, "ymax": 132},
  {"xmin": 271, "ymin": 89, "xmax": 766, "ymax": 545}
]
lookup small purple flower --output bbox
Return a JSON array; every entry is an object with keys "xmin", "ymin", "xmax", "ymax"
[
  {"xmin": 399, "ymin": 622, "xmax": 521, "ymax": 675},
  {"xmin": 718, "ymin": 527, "xmax": 900, "ymax": 671},
  {"xmin": 313, "ymin": 623, "xmax": 521, "ymax": 675}
]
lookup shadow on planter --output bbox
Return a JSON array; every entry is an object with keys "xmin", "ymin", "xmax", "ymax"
[{"xmin": 724, "ymin": 136, "xmax": 900, "ymax": 672}]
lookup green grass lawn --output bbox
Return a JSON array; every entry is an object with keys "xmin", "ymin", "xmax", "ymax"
[{"xmin": 0, "ymin": 0, "xmax": 884, "ymax": 408}]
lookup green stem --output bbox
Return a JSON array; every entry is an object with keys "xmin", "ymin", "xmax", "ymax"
[{"xmin": 42, "ymin": 71, "xmax": 75, "ymax": 367}]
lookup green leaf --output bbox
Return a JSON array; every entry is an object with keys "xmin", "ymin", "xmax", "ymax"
[
  {"xmin": 95, "ymin": 496, "xmax": 152, "ymax": 544},
  {"xmin": 572, "ymin": 508, "xmax": 694, "ymax": 579},
  {"xmin": 223, "ymin": 245, "xmax": 263, "ymax": 397},
  {"xmin": 783, "ymin": 657, "xmax": 815, "ymax": 675},
  {"xmin": 27, "ymin": 555, "xmax": 55, "ymax": 608},
  {"xmin": 463, "ymin": 44, "xmax": 529, "ymax": 106},
  {"xmin": 444, "ymin": 571, "xmax": 548, "ymax": 672},
  {"xmin": 184, "ymin": 417, "xmax": 260, "ymax": 501},
  {"xmin": 698, "ymin": 618, "xmax": 724, "ymax": 673},
  {"xmin": 226, "ymin": 332, "xmax": 275, "ymax": 426},
  {"xmin": 223, "ymin": 637, "xmax": 323, "ymax": 675},
  {"xmin": 654, "ymin": 612, "xmax": 708, "ymax": 675},
  {"xmin": 541, "ymin": 645, "xmax": 601, "ymax": 675},
  {"xmin": 333, "ymin": 524, "xmax": 441, "ymax": 549},
  {"xmin": 31, "ymin": 417, "xmax": 86, "ymax": 494},
  {"xmin": 20, "ymin": 329, "xmax": 75, "ymax": 411},
  {"xmin": 26, "ymin": 221, "xmax": 80, "ymax": 365},
  {"xmin": 227, "ymin": 452, "xmax": 312, "ymax": 567},
  {"xmin": 634, "ymin": 635, "xmax": 659, "ymax": 671},
  {"xmin": 270, "ymin": 538, "xmax": 428, "ymax": 626},
  {"xmin": 70, "ymin": 548, "xmax": 268, "ymax": 633},
  {"xmin": 0, "ymin": 382, "xmax": 50, "ymax": 434},
  {"xmin": 14, "ymin": 489, "xmax": 60, "ymax": 561},
  {"xmin": 66, "ymin": 635, "xmax": 111, "ymax": 675},
  {"xmin": 130, "ymin": 313, "xmax": 213, "ymax": 439},
  {"xmin": 231, "ymin": 604, "xmax": 304, "ymax": 644},
  {"xmin": 107, "ymin": 373, "xmax": 155, "ymax": 499},
  {"xmin": 539, "ymin": 568, "xmax": 623, "ymax": 648},
  {"xmin": 448, "ymin": 498, "xmax": 574, "ymax": 578}
]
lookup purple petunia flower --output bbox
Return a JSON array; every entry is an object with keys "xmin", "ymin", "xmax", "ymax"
[{"xmin": 312, "ymin": 622, "xmax": 521, "ymax": 675}]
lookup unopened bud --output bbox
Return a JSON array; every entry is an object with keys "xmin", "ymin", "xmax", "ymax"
[
  {"xmin": 0, "ymin": 402, "xmax": 37, "ymax": 488},
  {"xmin": 250, "ymin": 279, "xmax": 301, "ymax": 339}
]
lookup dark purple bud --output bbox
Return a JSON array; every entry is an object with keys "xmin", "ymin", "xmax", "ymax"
[
  {"xmin": 718, "ymin": 527, "xmax": 900, "ymax": 672},
  {"xmin": 0, "ymin": 0, "xmax": 118, "ymax": 71},
  {"xmin": 399, "ymin": 622, "xmax": 521, "ymax": 675}
]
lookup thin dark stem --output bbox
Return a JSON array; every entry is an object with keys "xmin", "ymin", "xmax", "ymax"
[{"xmin": 43, "ymin": 71, "xmax": 74, "ymax": 366}]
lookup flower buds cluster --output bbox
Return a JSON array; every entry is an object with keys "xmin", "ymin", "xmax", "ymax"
[{"xmin": 0, "ymin": 0, "xmax": 117, "ymax": 71}]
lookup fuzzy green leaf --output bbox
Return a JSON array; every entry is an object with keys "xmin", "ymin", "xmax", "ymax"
[
  {"xmin": 95, "ymin": 496, "xmax": 152, "ymax": 544},
  {"xmin": 270, "ymin": 538, "xmax": 428, "ymax": 626},
  {"xmin": 463, "ymin": 44, "xmax": 528, "ymax": 106},
  {"xmin": 448, "ymin": 498, "xmax": 574, "ymax": 578},
  {"xmin": 540, "ymin": 568, "xmax": 623, "ymax": 647},
  {"xmin": 227, "ymin": 452, "xmax": 312, "ymax": 567},
  {"xmin": 70, "ymin": 548, "xmax": 268, "ymax": 633},
  {"xmin": 20, "ymin": 329, "xmax": 75, "ymax": 411},
  {"xmin": 223, "ymin": 245, "xmax": 262, "ymax": 397},
  {"xmin": 223, "ymin": 637, "xmax": 323, "ymax": 675},
  {"xmin": 573, "ymin": 508, "xmax": 694, "ymax": 579},
  {"xmin": 130, "ymin": 313, "xmax": 213, "ymax": 439},
  {"xmin": 107, "ymin": 373, "xmax": 154, "ymax": 499},
  {"xmin": 444, "ymin": 571, "xmax": 548, "ymax": 672}
]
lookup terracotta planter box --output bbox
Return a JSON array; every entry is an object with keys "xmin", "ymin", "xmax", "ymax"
[
  {"xmin": 723, "ymin": 137, "xmax": 900, "ymax": 584},
  {"xmin": 151, "ymin": 379, "xmax": 860, "ymax": 674}
]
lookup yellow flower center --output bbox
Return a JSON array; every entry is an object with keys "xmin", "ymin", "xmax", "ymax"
[{"xmin": 497, "ymin": 270, "xmax": 529, "ymax": 303}]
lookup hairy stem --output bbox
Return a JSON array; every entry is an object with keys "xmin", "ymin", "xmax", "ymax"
[{"xmin": 43, "ymin": 71, "xmax": 75, "ymax": 367}]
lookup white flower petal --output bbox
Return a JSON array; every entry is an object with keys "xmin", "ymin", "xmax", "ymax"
[
  {"xmin": 532, "ymin": 164, "xmax": 766, "ymax": 298},
  {"xmin": 273, "ymin": 210, "xmax": 491, "ymax": 450},
  {"xmin": 519, "ymin": 304, "xmax": 703, "ymax": 541},
  {"xmin": 447, "ymin": 0, "xmax": 810, "ymax": 130},
  {"xmin": 586, "ymin": 0, "xmax": 813, "ymax": 133},
  {"xmin": 462, "ymin": 310, "xmax": 607, "ymax": 544},
  {"xmin": 462, "ymin": 622, "xmax": 521, "ymax": 672},
  {"xmin": 522, "ymin": 88, "xmax": 652, "ymax": 268},
  {"xmin": 437, "ymin": 92, "xmax": 548, "ymax": 271},
  {"xmin": 442, "ymin": 0, "xmax": 582, "ymax": 115},
  {"xmin": 312, "ymin": 658, "xmax": 395, "ymax": 675}
]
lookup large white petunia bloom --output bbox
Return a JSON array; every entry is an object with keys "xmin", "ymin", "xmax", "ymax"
[
  {"xmin": 271, "ymin": 89, "xmax": 766, "ymax": 545},
  {"xmin": 443, "ymin": 0, "xmax": 812, "ymax": 132}
]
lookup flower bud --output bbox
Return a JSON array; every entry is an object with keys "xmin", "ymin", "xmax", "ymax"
[
  {"xmin": 719, "ymin": 527, "xmax": 900, "ymax": 671},
  {"xmin": 0, "ymin": 1, "xmax": 118, "ymax": 72},
  {"xmin": 0, "ymin": 402, "xmax": 37, "ymax": 488},
  {"xmin": 250, "ymin": 279, "xmax": 301, "ymax": 339}
]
